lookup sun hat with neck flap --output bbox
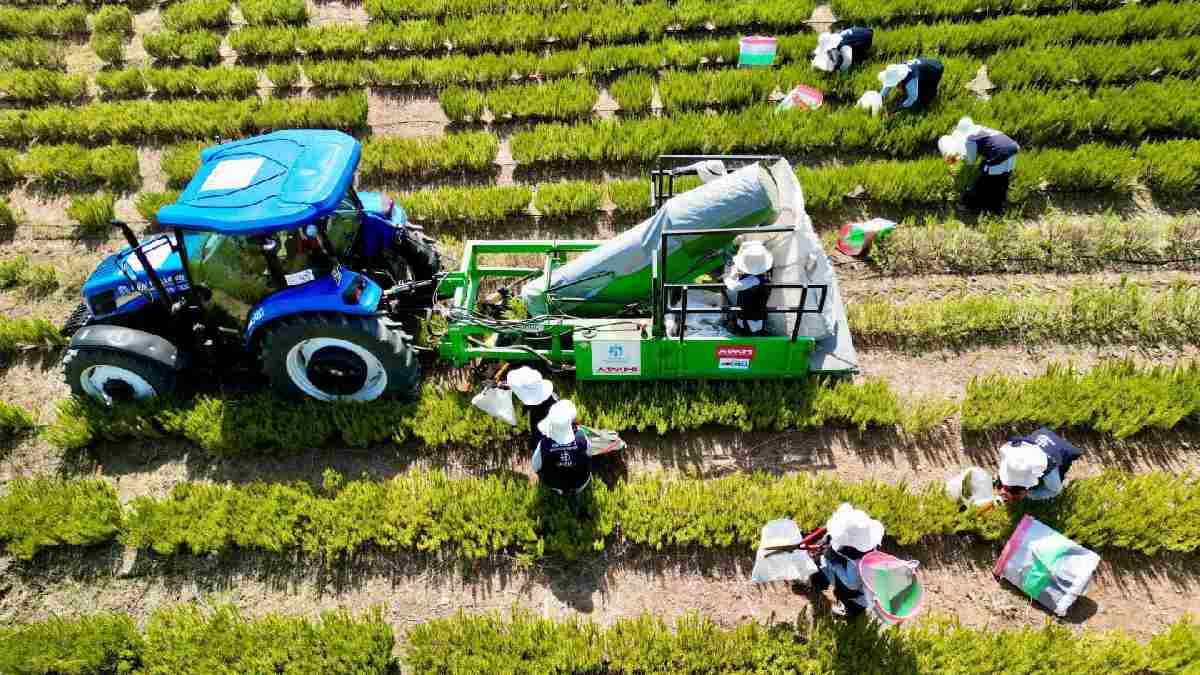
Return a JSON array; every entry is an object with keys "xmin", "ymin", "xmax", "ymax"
[
  {"xmin": 878, "ymin": 63, "xmax": 911, "ymax": 89},
  {"xmin": 506, "ymin": 366, "xmax": 554, "ymax": 405},
  {"xmin": 999, "ymin": 441, "xmax": 1048, "ymax": 488},
  {"xmin": 537, "ymin": 399, "xmax": 579, "ymax": 445},
  {"xmin": 733, "ymin": 240, "xmax": 774, "ymax": 276},
  {"xmin": 825, "ymin": 503, "xmax": 885, "ymax": 553}
]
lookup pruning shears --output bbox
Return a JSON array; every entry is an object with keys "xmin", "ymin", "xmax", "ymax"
[{"xmin": 763, "ymin": 527, "xmax": 828, "ymax": 557}]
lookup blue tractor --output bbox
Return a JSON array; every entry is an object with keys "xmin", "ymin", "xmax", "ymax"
[{"xmin": 62, "ymin": 130, "xmax": 440, "ymax": 404}]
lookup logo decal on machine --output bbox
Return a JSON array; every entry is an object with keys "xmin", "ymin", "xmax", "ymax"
[
  {"xmin": 592, "ymin": 340, "xmax": 641, "ymax": 375},
  {"xmin": 717, "ymin": 345, "xmax": 757, "ymax": 370}
]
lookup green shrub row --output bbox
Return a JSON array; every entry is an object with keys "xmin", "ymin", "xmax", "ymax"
[
  {"xmin": 436, "ymin": 79, "xmax": 599, "ymax": 122},
  {"xmin": 364, "ymin": 0, "xmax": 660, "ymax": 20},
  {"xmin": 1139, "ymin": 139, "xmax": 1200, "ymax": 200},
  {"xmin": 0, "ymin": 6, "xmax": 88, "ymax": 38},
  {"xmin": 0, "ymin": 605, "xmax": 394, "ymax": 675},
  {"xmin": 142, "ymin": 30, "xmax": 223, "ymax": 66},
  {"xmin": 0, "ymin": 38, "xmax": 64, "ymax": 70},
  {"xmin": 868, "ymin": 213, "xmax": 1200, "ymax": 275},
  {"xmin": 4, "ymin": 143, "xmax": 140, "ymax": 191},
  {"xmin": 963, "ymin": 360, "xmax": 1200, "ymax": 438},
  {"xmin": 91, "ymin": 5, "xmax": 132, "ymax": 36},
  {"xmin": 161, "ymin": 0, "xmax": 231, "ymax": 31},
  {"xmin": 135, "ymin": 190, "xmax": 180, "ymax": 227},
  {"xmin": 0, "ymin": 316, "xmax": 66, "ymax": 356},
  {"xmin": 228, "ymin": 0, "xmax": 816, "ymax": 58},
  {"xmin": 832, "ymin": 0, "xmax": 1148, "ymax": 25},
  {"xmin": 397, "ymin": 184, "xmax": 532, "ymax": 223},
  {"xmin": 410, "ymin": 610, "xmax": 1200, "ymax": 674},
  {"xmin": 97, "ymin": 65, "xmax": 259, "ymax": 100},
  {"xmin": 4, "ymin": 467, "xmax": 1198, "ymax": 564},
  {"xmin": 240, "ymin": 0, "xmax": 308, "ymax": 26},
  {"xmin": 0, "ymin": 255, "xmax": 58, "ymax": 297},
  {"xmin": 358, "ymin": 132, "xmax": 499, "ymax": 180},
  {"xmin": 850, "ymin": 279, "xmax": 1200, "ymax": 350},
  {"xmin": 533, "ymin": 180, "xmax": 604, "ymax": 219},
  {"xmin": 0, "ymin": 69, "xmax": 85, "ymax": 103},
  {"xmin": 512, "ymin": 78, "xmax": 1200, "ymax": 167},
  {"xmin": 0, "ymin": 399, "xmax": 34, "ymax": 439},
  {"xmin": 67, "ymin": 192, "xmax": 117, "ymax": 235},
  {"xmin": 990, "ymin": 36, "xmax": 1200, "ymax": 89},
  {"xmin": 0, "ymin": 92, "xmax": 368, "ymax": 145}
]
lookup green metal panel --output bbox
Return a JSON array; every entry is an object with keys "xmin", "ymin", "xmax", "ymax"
[{"xmin": 658, "ymin": 336, "xmax": 814, "ymax": 379}]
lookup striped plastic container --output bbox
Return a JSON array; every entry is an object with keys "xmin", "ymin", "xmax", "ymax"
[{"xmin": 738, "ymin": 36, "xmax": 777, "ymax": 67}]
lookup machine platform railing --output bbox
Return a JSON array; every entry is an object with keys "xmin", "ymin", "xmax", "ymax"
[{"xmin": 651, "ymin": 154, "xmax": 783, "ymax": 209}]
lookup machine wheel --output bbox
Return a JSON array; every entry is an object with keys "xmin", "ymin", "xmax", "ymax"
[
  {"xmin": 64, "ymin": 348, "xmax": 176, "ymax": 406},
  {"xmin": 259, "ymin": 314, "xmax": 420, "ymax": 402},
  {"xmin": 393, "ymin": 227, "xmax": 442, "ymax": 282}
]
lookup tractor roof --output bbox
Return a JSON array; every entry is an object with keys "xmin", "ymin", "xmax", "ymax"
[{"xmin": 155, "ymin": 129, "xmax": 361, "ymax": 237}]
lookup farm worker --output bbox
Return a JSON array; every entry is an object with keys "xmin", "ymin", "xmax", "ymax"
[
  {"xmin": 807, "ymin": 503, "xmax": 885, "ymax": 618},
  {"xmin": 812, "ymin": 26, "xmax": 874, "ymax": 72},
  {"xmin": 506, "ymin": 366, "xmax": 558, "ymax": 444},
  {"xmin": 997, "ymin": 428, "xmax": 1083, "ymax": 503},
  {"xmin": 533, "ymin": 399, "xmax": 592, "ymax": 498},
  {"xmin": 952, "ymin": 117, "xmax": 1020, "ymax": 214},
  {"xmin": 878, "ymin": 58, "xmax": 943, "ymax": 113},
  {"xmin": 724, "ymin": 240, "xmax": 774, "ymax": 336}
]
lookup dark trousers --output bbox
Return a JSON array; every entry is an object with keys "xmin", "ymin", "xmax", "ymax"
[
  {"xmin": 809, "ymin": 568, "xmax": 867, "ymax": 618},
  {"xmin": 964, "ymin": 171, "xmax": 1011, "ymax": 214}
]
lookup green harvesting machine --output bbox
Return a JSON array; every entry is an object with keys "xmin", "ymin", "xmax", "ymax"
[{"xmin": 431, "ymin": 155, "xmax": 857, "ymax": 381}]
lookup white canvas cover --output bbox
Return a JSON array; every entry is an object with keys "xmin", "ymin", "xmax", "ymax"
[{"xmin": 752, "ymin": 518, "xmax": 819, "ymax": 582}]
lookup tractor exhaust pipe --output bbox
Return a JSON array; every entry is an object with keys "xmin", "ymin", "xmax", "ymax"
[{"xmin": 113, "ymin": 219, "xmax": 173, "ymax": 313}]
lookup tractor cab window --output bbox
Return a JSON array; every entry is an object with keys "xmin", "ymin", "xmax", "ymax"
[{"xmin": 325, "ymin": 188, "xmax": 362, "ymax": 257}]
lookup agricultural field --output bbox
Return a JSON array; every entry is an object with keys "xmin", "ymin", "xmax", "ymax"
[{"xmin": 1, "ymin": 0, "xmax": 1200, "ymax": 671}]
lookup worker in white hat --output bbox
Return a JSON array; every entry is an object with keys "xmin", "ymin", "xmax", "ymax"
[
  {"xmin": 533, "ymin": 399, "xmax": 592, "ymax": 500},
  {"xmin": 807, "ymin": 503, "xmax": 885, "ymax": 618},
  {"xmin": 724, "ymin": 240, "xmax": 774, "ymax": 336},
  {"xmin": 878, "ymin": 57, "xmax": 943, "ymax": 114},
  {"xmin": 940, "ymin": 116, "xmax": 1020, "ymax": 214},
  {"xmin": 997, "ymin": 427, "xmax": 1083, "ymax": 502},
  {"xmin": 505, "ymin": 366, "xmax": 558, "ymax": 444},
  {"xmin": 811, "ymin": 26, "xmax": 874, "ymax": 73}
]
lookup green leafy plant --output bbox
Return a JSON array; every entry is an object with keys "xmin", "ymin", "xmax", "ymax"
[
  {"xmin": 398, "ymin": 185, "xmax": 531, "ymax": 223},
  {"xmin": 162, "ymin": 141, "xmax": 205, "ymax": 188},
  {"xmin": 0, "ymin": 199, "xmax": 21, "ymax": 231},
  {"xmin": 240, "ymin": 0, "xmax": 309, "ymax": 26},
  {"xmin": 0, "ymin": 613, "xmax": 143, "ymax": 675},
  {"xmin": 0, "ymin": 476, "xmax": 122, "ymax": 559},
  {"xmin": 144, "ymin": 65, "xmax": 259, "ymax": 99},
  {"xmin": 142, "ymin": 30, "xmax": 222, "ymax": 66},
  {"xmin": 136, "ymin": 191, "xmax": 181, "ymax": 227},
  {"xmin": 265, "ymin": 62, "xmax": 301, "ymax": 90},
  {"xmin": 16, "ymin": 144, "xmax": 140, "ymax": 191},
  {"xmin": 609, "ymin": 72, "xmax": 655, "ymax": 114},
  {"xmin": 0, "ymin": 255, "xmax": 59, "ymax": 298},
  {"xmin": 485, "ymin": 78, "xmax": 599, "ymax": 121},
  {"xmin": 438, "ymin": 84, "xmax": 486, "ymax": 123},
  {"xmin": 96, "ymin": 67, "xmax": 148, "ymax": 99},
  {"xmin": 0, "ymin": 399, "xmax": 34, "ymax": 439},
  {"xmin": 0, "ymin": 37, "xmax": 65, "ymax": 69},
  {"xmin": 0, "ymin": 6, "xmax": 88, "ymax": 38},
  {"xmin": 534, "ymin": 180, "xmax": 603, "ymax": 219},
  {"xmin": 358, "ymin": 132, "xmax": 498, "ymax": 181},
  {"xmin": 91, "ymin": 5, "xmax": 133, "ymax": 36},
  {"xmin": 90, "ymin": 31, "xmax": 125, "ymax": 65},
  {"xmin": 67, "ymin": 192, "xmax": 117, "ymax": 236},
  {"xmin": 0, "ymin": 69, "xmax": 84, "ymax": 103},
  {"xmin": 0, "ymin": 316, "xmax": 67, "ymax": 356},
  {"xmin": 161, "ymin": 0, "xmax": 231, "ymax": 31},
  {"xmin": 1139, "ymin": 139, "xmax": 1200, "ymax": 200}
]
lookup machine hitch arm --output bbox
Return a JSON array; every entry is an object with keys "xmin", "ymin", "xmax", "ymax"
[{"xmin": 113, "ymin": 219, "xmax": 173, "ymax": 313}]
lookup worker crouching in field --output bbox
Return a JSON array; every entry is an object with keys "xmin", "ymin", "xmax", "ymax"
[
  {"xmin": 724, "ymin": 240, "xmax": 774, "ymax": 336},
  {"xmin": 811, "ymin": 27, "xmax": 874, "ymax": 72},
  {"xmin": 997, "ymin": 428, "xmax": 1083, "ymax": 503},
  {"xmin": 807, "ymin": 504, "xmax": 885, "ymax": 618},
  {"xmin": 534, "ymin": 399, "xmax": 592, "ymax": 509},
  {"xmin": 878, "ymin": 58, "xmax": 943, "ymax": 113},
  {"xmin": 941, "ymin": 117, "xmax": 1020, "ymax": 214},
  {"xmin": 506, "ymin": 366, "xmax": 558, "ymax": 444}
]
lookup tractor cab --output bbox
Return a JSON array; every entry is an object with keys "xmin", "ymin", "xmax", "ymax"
[
  {"xmin": 64, "ymin": 130, "xmax": 424, "ymax": 405},
  {"xmin": 435, "ymin": 155, "xmax": 857, "ymax": 381}
]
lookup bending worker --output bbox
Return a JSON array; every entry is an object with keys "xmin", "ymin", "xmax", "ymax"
[
  {"xmin": 724, "ymin": 240, "xmax": 774, "ymax": 336},
  {"xmin": 959, "ymin": 118, "xmax": 1019, "ymax": 214},
  {"xmin": 878, "ymin": 58, "xmax": 943, "ymax": 113},
  {"xmin": 505, "ymin": 366, "xmax": 558, "ymax": 444},
  {"xmin": 807, "ymin": 503, "xmax": 885, "ymax": 618},
  {"xmin": 997, "ymin": 428, "xmax": 1083, "ymax": 503},
  {"xmin": 812, "ymin": 26, "xmax": 874, "ymax": 72},
  {"xmin": 534, "ymin": 399, "xmax": 592, "ymax": 500}
]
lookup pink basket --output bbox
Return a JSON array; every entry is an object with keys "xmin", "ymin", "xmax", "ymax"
[{"xmin": 858, "ymin": 551, "xmax": 925, "ymax": 624}]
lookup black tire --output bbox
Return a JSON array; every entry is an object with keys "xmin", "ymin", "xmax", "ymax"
[
  {"xmin": 258, "ymin": 314, "xmax": 420, "ymax": 402},
  {"xmin": 394, "ymin": 226, "xmax": 442, "ymax": 282},
  {"xmin": 63, "ymin": 347, "xmax": 176, "ymax": 405}
]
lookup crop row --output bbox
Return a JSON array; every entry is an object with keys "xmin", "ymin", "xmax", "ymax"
[
  {"xmin": 0, "ymin": 399, "xmax": 34, "ymax": 439},
  {"xmin": 868, "ymin": 213, "xmax": 1200, "ymax": 275},
  {"xmin": 363, "ymin": 0, "xmax": 661, "ymax": 20},
  {"xmin": 141, "ymin": 30, "xmax": 223, "ymax": 66},
  {"xmin": 5, "ymin": 607, "xmax": 1198, "ymax": 675},
  {"xmin": 226, "ymin": 0, "xmax": 816, "ymax": 58},
  {"xmin": 0, "ymin": 254, "xmax": 58, "ymax": 298},
  {"xmin": 0, "ymin": 6, "xmax": 87, "ymax": 38},
  {"xmin": 0, "ymin": 92, "xmax": 368, "ymax": 146},
  {"xmin": 989, "ymin": 36, "xmax": 1200, "ymax": 89},
  {"xmin": 850, "ymin": 279, "xmax": 1200, "ymax": 351},
  {"xmin": 96, "ymin": 65, "xmax": 260, "ymax": 100},
  {"xmin": 830, "ymin": 0, "xmax": 1173, "ymax": 26},
  {"xmin": 0, "ymin": 316, "xmax": 65, "ymax": 357},
  {"xmin": 45, "ymin": 360, "xmax": 1200, "ymax": 459},
  {"xmin": 0, "ymin": 143, "xmax": 139, "ymax": 191},
  {"xmin": 0, "ymin": 605, "xmax": 394, "ymax": 675},
  {"xmin": 511, "ymin": 78, "xmax": 1200, "ymax": 167},
  {"xmin": 0, "ymin": 38, "xmax": 66, "ymax": 70},
  {"xmin": 2, "ymin": 467, "xmax": 1197, "ymax": 563}
]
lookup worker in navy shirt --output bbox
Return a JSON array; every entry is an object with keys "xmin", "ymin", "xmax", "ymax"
[
  {"xmin": 533, "ymin": 399, "xmax": 592, "ymax": 498},
  {"xmin": 997, "ymin": 428, "xmax": 1083, "ymax": 502},
  {"xmin": 723, "ymin": 240, "xmax": 774, "ymax": 336},
  {"xmin": 879, "ymin": 58, "xmax": 943, "ymax": 113},
  {"xmin": 961, "ymin": 121, "xmax": 1020, "ymax": 214},
  {"xmin": 812, "ymin": 27, "xmax": 874, "ymax": 72}
]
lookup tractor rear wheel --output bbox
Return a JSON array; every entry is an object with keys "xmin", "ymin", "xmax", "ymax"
[
  {"xmin": 64, "ymin": 348, "xmax": 176, "ymax": 406},
  {"xmin": 259, "ymin": 314, "xmax": 420, "ymax": 402}
]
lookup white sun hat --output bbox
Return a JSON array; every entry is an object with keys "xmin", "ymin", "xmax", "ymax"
[
  {"xmin": 955, "ymin": 116, "xmax": 980, "ymax": 136},
  {"xmin": 537, "ymin": 399, "xmax": 578, "ymax": 445},
  {"xmin": 825, "ymin": 503, "xmax": 885, "ymax": 553},
  {"xmin": 878, "ymin": 63, "xmax": 911, "ymax": 89},
  {"xmin": 506, "ymin": 366, "xmax": 554, "ymax": 405},
  {"xmin": 733, "ymin": 240, "xmax": 774, "ymax": 275},
  {"xmin": 998, "ymin": 441, "xmax": 1049, "ymax": 488}
]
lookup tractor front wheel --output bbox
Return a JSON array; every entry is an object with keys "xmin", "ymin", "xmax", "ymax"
[
  {"xmin": 64, "ymin": 348, "xmax": 177, "ymax": 406},
  {"xmin": 259, "ymin": 314, "xmax": 420, "ymax": 402}
]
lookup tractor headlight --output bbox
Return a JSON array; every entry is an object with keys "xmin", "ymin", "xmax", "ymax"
[{"xmin": 87, "ymin": 290, "xmax": 117, "ymax": 316}]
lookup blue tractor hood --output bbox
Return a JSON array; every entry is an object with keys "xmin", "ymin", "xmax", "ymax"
[{"xmin": 156, "ymin": 129, "xmax": 361, "ymax": 237}]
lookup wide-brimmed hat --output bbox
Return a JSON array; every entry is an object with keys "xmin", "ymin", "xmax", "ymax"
[
  {"xmin": 826, "ymin": 503, "xmax": 885, "ymax": 553},
  {"xmin": 878, "ymin": 63, "xmax": 911, "ymax": 88},
  {"xmin": 537, "ymin": 399, "xmax": 578, "ymax": 445},
  {"xmin": 955, "ymin": 116, "xmax": 981, "ymax": 136},
  {"xmin": 506, "ymin": 366, "xmax": 554, "ymax": 405},
  {"xmin": 815, "ymin": 32, "xmax": 841, "ymax": 53},
  {"xmin": 998, "ymin": 441, "xmax": 1048, "ymax": 488},
  {"xmin": 733, "ymin": 241, "xmax": 774, "ymax": 275}
]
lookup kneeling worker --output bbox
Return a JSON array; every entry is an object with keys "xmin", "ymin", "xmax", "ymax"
[
  {"xmin": 808, "ymin": 503, "xmax": 885, "ymax": 618},
  {"xmin": 997, "ymin": 428, "xmax": 1083, "ymax": 503},
  {"xmin": 534, "ymin": 399, "xmax": 592, "ymax": 499},
  {"xmin": 724, "ymin": 240, "xmax": 774, "ymax": 336},
  {"xmin": 879, "ymin": 58, "xmax": 943, "ymax": 113}
]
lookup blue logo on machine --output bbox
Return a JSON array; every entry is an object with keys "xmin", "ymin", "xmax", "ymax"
[{"xmin": 608, "ymin": 344, "xmax": 624, "ymax": 360}]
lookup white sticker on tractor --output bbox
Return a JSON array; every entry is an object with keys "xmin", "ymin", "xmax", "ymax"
[
  {"xmin": 285, "ymin": 269, "xmax": 315, "ymax": 286},
  {"xmin": 717, "ymin": 345, "xmax": 756, "ymax": 369},
  {"xmin": 592, "ymin": 340, "xmax": 641, "ymax": 376},
  {"xmin": 200, "ymin": 157, "xmax": 265, "ymax": 191}
]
